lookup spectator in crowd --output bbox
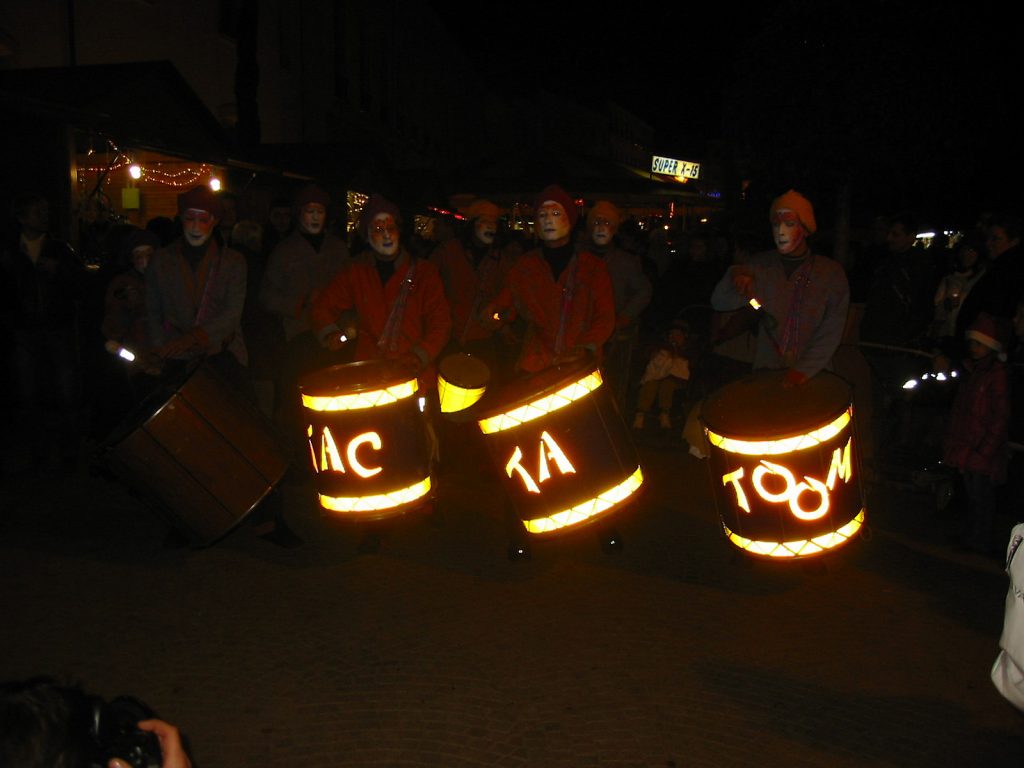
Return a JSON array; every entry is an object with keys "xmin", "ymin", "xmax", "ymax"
[
  {"xmin": 0, "ymin": 192, "xmax": 85, "ymax": 475},
  {"xmin": 632, "ymin": 317, "xmax": 693, "ymax": 430},
  {"xmin": 931, "ymin": 229, "xmax": 986, "ymax": 364},
  {"xmin": 943, "ymin": 312, "xmax": 1010, "ymax": 556},
  {"xmin": 956, "ymin": 212, "xmax": 1024, "ymax": 341}
]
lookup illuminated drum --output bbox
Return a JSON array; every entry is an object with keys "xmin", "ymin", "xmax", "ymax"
[
  {"xmin": 475, "ymin": 358, "xmax": 643, "ymax": 536},
  {"xmin": 437, "ymin": 352, "xmax": 490, "ymax": 418},
  {"xmin": 701, "ymin": 369, "xmax": 864, "ymax": 559},
  {"xmin": 300, "ymin": 360, "xmax": 433, "ymax": 520},
  {"xmin": 103, "ymin": 360, "xmax": 290, "ymax": 546}
]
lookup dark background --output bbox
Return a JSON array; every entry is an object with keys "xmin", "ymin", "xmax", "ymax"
[{"xmin": 430, "ymin": 0, "xmax": 1020, "ymax": 228}]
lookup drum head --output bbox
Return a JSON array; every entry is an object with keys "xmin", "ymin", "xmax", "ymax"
[
  {"xmin": 439, "ymin": 352, "xmax": 490, "ymax": 389},
  {"xmin": 299, "ymin": 359, "xmax": 412, "ymax": 398},
  {"xmin": 478, "ymin": 354, "xmax": 596, "ymax": 416},
  {"xmin": 701, "ymin": 369, "xmax": 851, "ymax": 440}
]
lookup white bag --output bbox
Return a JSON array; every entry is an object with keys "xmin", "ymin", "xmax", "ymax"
[{"xmin": 991, "ymin": 523, "xmax": 1024, "ymax": 711}]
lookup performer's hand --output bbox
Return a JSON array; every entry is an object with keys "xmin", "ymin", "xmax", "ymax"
[
  {"xmin": 395, "ymin": 352, "xmax": 423, "ymax": 375},
  {"xmin": 552, "ymin": 346, "xmax": 588, "ymax": 367},
  {"xmin": 782, "ymin": 368, "xmax": 808, "ymax": 388},
  {"xmin": 157, "ymin": 331, "xmax": 200, "ymax": 359},
  {"xmin": 480, "ymin": 305, "xmax": 503, "ymax": 330},
  {"xmin": 323, "ymin": 327, "xmax": 355, "ymax": 351},
  {"xmin": 731, "ymin": 267, "xmax": 754, "ymax": 299}
]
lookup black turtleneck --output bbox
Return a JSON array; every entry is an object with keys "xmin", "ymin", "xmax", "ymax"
[
  {"xmin": 543, "ymin": 242, "xmax": 575, "ymax": 280},
  {"xmin": 182, "ymin": 240, "xmax": 211, "ymax": 272},
  {"xmin": 374, "ymin": 254, "xmax": 397, "ymax": 285}
]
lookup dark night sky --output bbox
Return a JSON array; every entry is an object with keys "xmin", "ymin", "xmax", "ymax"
[{"xmin": 428, "ymin": 1, "xmax": 777, "ymax": 143}]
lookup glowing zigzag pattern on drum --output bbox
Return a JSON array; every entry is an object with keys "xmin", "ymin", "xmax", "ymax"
[
  {"xmin": 523, "ymin": 466, "xmax": 643, "ymax": 534},
  {"xmin": 478, "ymin": 371, "xmax": 604, "ymax": 434},
  {"xmin": 319, "ymin": 477, "xmax": 431, "ymax": 514},
  {"xmin": 302, "ymin": 379, "xmax": 419, "ymax": 412},
  {"xmin": 705, "ymin": 408, "xmax": 852, "ymax": 456},
  {"xmin": 722, "ymin": 509, "xmax": 865, "ymax": 558}
]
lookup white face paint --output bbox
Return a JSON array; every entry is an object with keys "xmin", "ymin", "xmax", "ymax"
[
  {"xmin": 369, "ymin": 213, "xmax": 399, "ymax": 257},
  {"xmin": 536, "ymin": 201, "xmax": 571, "ymax": 244},
  {"xmin": 590, "ymin": 216, "xmax": 615, "ymax": 247},
  {"xmin": 473, "ymin": 216, "xmax": 497, "ymax": 246},
  {"xmin": 182, "ymin": 209, "xmax": 216, "ymax": 247},
  {"xmin": 771, "ymin": 209, "xmax": 806, "ymax": 256},
  {"xmin": 131, "ymin": 245, "xmax": 153, "ymax": 274},
  {"xmin": 299, "ymin": 203, "xmax": 326, "ymax": 235}
]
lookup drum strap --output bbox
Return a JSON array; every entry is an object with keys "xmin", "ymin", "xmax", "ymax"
[
  {"xmin": 554, "ymin": 254, "xmax": 580, "ymax": 355},
  {"xmin": 775, "ymin": 254, "xmax": 814, "ymax": 365},
  {"xmin": 461, "ymin": 249, "xmax": 499, "ymax": 344},
  {"xmin": 378, "ymin": 257, "xmax": 418, "ymax": 354}
]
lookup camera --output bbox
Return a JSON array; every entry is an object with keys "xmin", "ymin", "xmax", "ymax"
[{"xmin": 88, "ymin": 695, "xmax": 163, "ymax": 768}]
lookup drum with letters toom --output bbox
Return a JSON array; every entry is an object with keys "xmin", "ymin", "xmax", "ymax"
[
  {"xmin": 473, "ymin": 356, "xmax": 643, "ymax": 536},
  {"xmin": 299, "ymin": 359, "xmax": 433, "ymax": 521},
  {"xmin": 102, "ymin": 359, "xmax": 290, "ymax": 546},
  {"xmin": 701, "ymin": 369, "xmax": 865, "ymax": 559}
]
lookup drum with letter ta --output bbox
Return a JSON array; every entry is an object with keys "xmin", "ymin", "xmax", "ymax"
[{"xmin": 474, "ymin": 357, "xmax": 643, "ymax": 536}]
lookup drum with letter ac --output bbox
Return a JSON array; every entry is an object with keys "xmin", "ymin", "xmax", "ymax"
[
  {"xmin": 299, "ymin": 359, "xmax": 433, "ymax": 520},
  {"xmin": 474, "ymin": 357, "xmax": 643, "ymax": 536},
  {"xmin": 701, "ymin": 369, "xmax": 865, "ymax": 559},
  {"xmin": 102, "ymin": 359, "xmax": 289, "ymax": 546}
]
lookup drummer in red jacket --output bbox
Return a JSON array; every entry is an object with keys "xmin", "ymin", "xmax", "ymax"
[
  {"xmin": 310, "ymin": 194, "xmax": 451, "ymax": 382},
  {"xmin": 482, "ymin": 184, "xmax": 616, "ymax": 374}
]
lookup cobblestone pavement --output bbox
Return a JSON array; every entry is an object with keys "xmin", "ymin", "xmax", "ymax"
[{"xmin": 2, "ymin": 433, "xmax": 1022, "ymax": 767}]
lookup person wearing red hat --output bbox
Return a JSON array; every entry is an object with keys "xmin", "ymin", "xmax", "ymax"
[
  {"xmin": 482, "ymin": 184, "xmax": 615, "ymax": 374},
  {"xmin": 145, "ymin": 184, "xmax": 247, "ymax": 369},
  {"xmin": 260, "ymin": 184, "xmax": 350, "ymax": 449},
  {"xmin": 429, "ymin": 198, "xmax": 519, "ymax": 374},
  {"xmin": 711, "ymin": 189, "xmax": 849, "ymax": 387},
  {"xmin": 943, "ymin": 312, "xmax": 1011, "ymax": 555},
  {"xmin": 310, "ymin": 193, "xmax": 451, "ymax": 378},
  {"xmin": 585, "ymin": 200, "xmax": 651, "ymax": 409}
]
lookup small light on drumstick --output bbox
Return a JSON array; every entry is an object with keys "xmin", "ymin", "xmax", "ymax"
[
  {"xmin": 338, "ymin": 334, "xmax": 348, "ymax": 343},
  {"xmin": 117, "ymin": 347, "xmax": 136, "ymax": 362},
  {"xmin": 492, "ymin": 312, "xmax": 501, "ymax": 321},
  {"xmin": 748, "ymin": 298, "xmax": 762, "ymax": 311}
]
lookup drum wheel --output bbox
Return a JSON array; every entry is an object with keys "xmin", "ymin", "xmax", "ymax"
[
  {"xmin": 508, "ymin": 539, "xmax": 532, "ymax": 562},
  {"xmin": 598, "ymin": 526, "xmax": 625, "ymax": 554}
]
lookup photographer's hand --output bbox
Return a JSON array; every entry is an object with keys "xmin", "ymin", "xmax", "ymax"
[{"xmin": 108, "ymin": 719, "xmax": 192, "ymax": 768}]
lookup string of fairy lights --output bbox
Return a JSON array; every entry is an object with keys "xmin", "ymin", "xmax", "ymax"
[{"xmin": 77, "ymin": 138, "xmax": 221, "ymax": 190}]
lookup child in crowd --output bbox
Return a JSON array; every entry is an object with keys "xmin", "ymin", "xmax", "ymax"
[
  {"xmin": 633, "ymin": 318, "xmax": 693, "ymax": 429},
  {"xmin": 943, "ymin": 312, "xmax": 1010, "ymax": 555}
]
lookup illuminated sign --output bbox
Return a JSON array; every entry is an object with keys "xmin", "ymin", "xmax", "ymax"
[{"xmin": 651, "ymin": 155, "xmax": 701, "ymax": 180}]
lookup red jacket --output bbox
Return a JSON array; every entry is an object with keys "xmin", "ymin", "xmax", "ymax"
[
  {"xmin": 486, "ymin": 247, "xmax": 615, "ymax": 373},
  {"xmin": 429, "ymin": 237, "xmax": 517, "ymax": 344},
  {"xmin": 943, "ymin": 353, "xmax": 1010, "ymax": 482},
  {"xmin": 310, "ymin": 250, "xmax": 451, "ymax": 373}
]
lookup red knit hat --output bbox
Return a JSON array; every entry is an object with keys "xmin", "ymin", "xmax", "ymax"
[
  {"xmin": 966, "ymin": 311, "xmax": 1005, "ymax": 354},
  {"xmin": 294, "ymin": 183, "xmax": 331, "ymax": 210},
  {"xmin": 770, "ymin": 189, "xmax": 816, "ymax": 235},
  {"xmin": 533, "ymin": 184, "xmax": 578, "ymax": 230},
  {"xmin": 177, "ymin": 185, "xmax": 223, "ymax": 220},
  {"xmin": 358, "ymin": 194, "xmax": 401, "ymax": 240}
]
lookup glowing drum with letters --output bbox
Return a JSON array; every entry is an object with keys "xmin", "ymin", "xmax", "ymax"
[
  {"xmin": 300, "ymin": 360, "xmax": 433, "ymax": 520},
  {"xmin": 102, "ymin": 359, "xmax": 290, "ymax": 546},
  {"xmin": 475, "ymin": 358, "xmax": 643, "ymax": 536},
  {"xmin": 701, "ymin": 369, "xmax": 865, "ymax": 559}
]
